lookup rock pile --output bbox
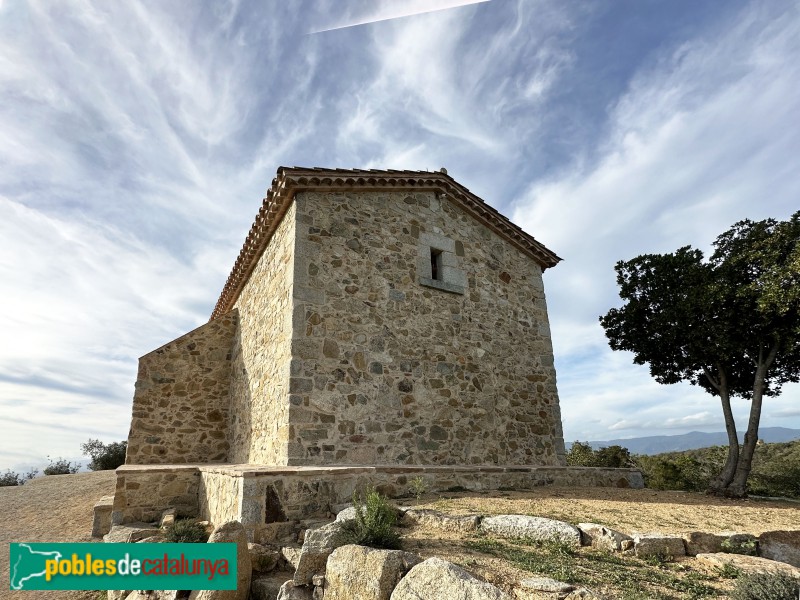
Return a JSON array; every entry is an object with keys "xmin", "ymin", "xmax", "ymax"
[{"xmin": 103, "ymin": 504, "xmax": 800, "ymax": 600}]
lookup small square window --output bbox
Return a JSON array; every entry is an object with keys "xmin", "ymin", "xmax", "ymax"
[{"xmin": 430, "ymin": 248, "xmax": 443, "ymax": 281}]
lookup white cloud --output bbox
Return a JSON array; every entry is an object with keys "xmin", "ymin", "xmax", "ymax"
[
  {"xmin": 663, "ymin": 412, "xmax": 718, "ymax": 429},
  {"xmin": 516, "ymin": 3, "xmax": 800, "ymax": 441},
  {"xmin": 609, "ymin": 419, "xmax": 645, "ymax": 432},
  {"xmin": 771, "ymin": 408, "xmax": 800, "ymax": 418},
  {"xmin": 1, "ymin": 0, "xmax": 799, "ymax": 470}
]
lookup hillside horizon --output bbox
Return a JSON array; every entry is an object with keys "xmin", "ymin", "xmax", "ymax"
[{"xmin": 576, "ymin": 426, "xmax": 800, "ymax": 455}]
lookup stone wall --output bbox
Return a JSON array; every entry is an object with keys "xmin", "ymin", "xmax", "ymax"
[
  {"xmin": 286, "ymin": 190, "xmax": 566, "ymax": 466},
  {"xmin": 111, "ymin": 464, "xmax": 644, "ymax": 538},
  {"xmin": 199, "ymin": 470, "xmax": 242, "ymax": 526},
  {"xmin": 228, "ymin": 202, "xmax": 297, "ymax": 464},
  {"xmin": 125, "ymin": 312, "xmax": 237, "ymax": 464},
  {"xmin": 112, "ymin": 465, "xmax": 200, "ymax": 524}
]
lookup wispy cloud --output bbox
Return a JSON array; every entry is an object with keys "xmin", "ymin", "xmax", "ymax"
[
  {"xmin": 333, "ymin": 0, "xmax": 576, "ymax": 189},
  {"xmin": 309, "ymin": 0, "xmax": 490, "ymax": 34},
  {"xmin": 1, "ymin": 0, "xmax": 798, "ymax": 470},
  {"xmin": 514, "ymin": 1, "xmax": 800, "ymax": 441}
]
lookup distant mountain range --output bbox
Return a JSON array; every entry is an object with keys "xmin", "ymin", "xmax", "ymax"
[{"xmin": 578, "ymin": 427, "xmax": 800, "ymax": 455}]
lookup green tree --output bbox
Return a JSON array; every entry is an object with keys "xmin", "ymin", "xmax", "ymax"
[
  {"xmin": 600, "ymin": 212, "xmax": 800, "ymax": 497},
  {"xmin": 80, "ymin": 439, "xmax": 127, "ymax": 471}
]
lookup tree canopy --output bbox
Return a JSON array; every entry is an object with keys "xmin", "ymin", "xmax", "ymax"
[{"xmin": 600, "ymin": 211, "xmax": 800, "ymax": 497}]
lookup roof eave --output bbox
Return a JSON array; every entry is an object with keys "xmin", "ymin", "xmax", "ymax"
[{"xmin": 210, "ymin": 167, "xmax": 561, "ymax": 320}]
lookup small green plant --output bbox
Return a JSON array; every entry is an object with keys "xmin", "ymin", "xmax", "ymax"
[
  {"xmin": 43, "ymin": 457, "xmax": 80, "ymax": 475},
  {"xmin": 341, "ymin": 487, "xmax": 401, "ymax": 550},
  {"xmin": 715, "ymin": 562, "xmax": 742, "ymax": 579},
  {"xmin": 164, "ymin": 519, "xmax": 208, "ymax": 543},
  {"xmin": 81, "ymin": 439, "xmax": 127, "ymax": 471},
  {"xmin": 730, "ymin": 572, "xmax": 800, "ymax": 600},
  {"xmin": 643, "ymin": 552, "xmax": 672, "ymax": 566},
  {"xmin": 467, "ymin": 537, "xmax": 577, "ymax": 583},
  {"xmin": 0, "ymin": 468, "xmax": 37, "ymax": 486},
  {"xmin": 409, "ymin": 476, "xmax": 427, "ymax": 500},
  {"xmin": 721, "ymin": 537, "xmax": 758, "ymax": 556}
]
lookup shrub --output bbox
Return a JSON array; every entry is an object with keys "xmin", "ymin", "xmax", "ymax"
[
  {"xmin": 0, "ymin": 469, "xmax": 37, "ymax": 487},
  {"xmin": 409, "ymin": 476, "xmax": 427, "ymax": 500},
  {"xmin": 635, "ymin": 455, "xmax": 705, "ymax": 492},
  {"xmin": 629, "ymin": 440, "xmax": 800, "ymax": 497},
  {"xmin": 566, "ymin": 441, "xmax": 597, "ymax": 466},
  {"xmin": 43, "ymin": 457, "xmax": 80, "ymax": 475},
  {"xmin": 0, "ymin": 470, "xmax": 19, "ymax": 487},
  {"xmin": 566, "ymin": 442, "xmax": 634, "ymax": 468},
  {"xmin": 748, "ymin": 442, "xmax": 800, "ymax": 498},
  {"xmin": 730, "ymin": 572, "xmax": 800, "ymax": 600},
  {"xmin": 81, "ymin": 439, "xmax": 127, "ymax": 471},
  {"xmin": 164, "ymin": 519, "xmax": 208, "ymax": 543},
  {"xmin": 595, "ymin": 445, "xmax": 635, "ymax": 468},
  {"xmin": 341, "ymin": 488, "xmax": 401, "ymax": 550}
]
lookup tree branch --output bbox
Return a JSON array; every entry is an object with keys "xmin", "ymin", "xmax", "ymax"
[{"xmin": 702, "ymin": 365, "xmax": 721, "ymax": 391}]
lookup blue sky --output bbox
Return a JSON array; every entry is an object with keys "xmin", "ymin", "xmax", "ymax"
[{"xmin": 1, "ymin": 0, "xmax": 798, "ymax": 471}]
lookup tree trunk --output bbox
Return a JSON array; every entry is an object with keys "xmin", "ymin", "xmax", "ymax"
[
  {"xmin": 704, "ymin": 365, "xmax": 737, "ymax": 493},
  {"xmin": 726, "ymin": 343, "xmax": 779, "ymax": 497},
  {"xmin": 705, "ymin": 365, "xmax": 738, "ymax": 494}
]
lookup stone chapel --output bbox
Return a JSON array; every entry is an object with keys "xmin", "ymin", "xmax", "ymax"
[{"xmin": 112, "ymin": 168, "xmax": 640, "ymax": 533}]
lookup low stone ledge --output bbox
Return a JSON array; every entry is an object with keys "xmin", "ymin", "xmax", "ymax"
[
  {"xmin": 683, "ymin": 532, "xmax": 756, "ymax": 556},
  {"xmin": 696, "ymin": 552, "xmax": 800, "ymax": 577},
  {"xmin": 404, "ymin": 509, "xmax": 481, "ymax": 533},
  {"xmin": 117, "ymin": 464, "xmax": 203, "ymax": 474},
  {"xmin": 578, "ymin": 523, "xmax": 632, "ymax": 552},
  {"xmin": 115, "ymin": 463, "xmax": 644, "ymax": 525},
  {"xmin": 633, "ymin": 535, "xmax": 686, "ymax": 559},
  {"xmin": 482, "ymin": 515, "xmax": 582, "ymax": 547},
  {"xmin": 759, "ymin": 530, "xmax": 800, "ymax": 568},
  {"xmin": 92, "ymin": 495, "xmax": 115, "ymax": 538}
]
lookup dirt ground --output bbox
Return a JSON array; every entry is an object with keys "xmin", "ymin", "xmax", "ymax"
[
  {"xmin": 0, "ymin": 470, "xmax": 115, "ymax": 600},
  {"xmin": 2, "ymin": 472, "xmax": 799, "ymax": 599},
  {"xmin": 415, "ymin": 486, "xmax": 800, "ymax": 536}
]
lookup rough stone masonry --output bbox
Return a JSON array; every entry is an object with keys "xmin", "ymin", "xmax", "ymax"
[{"xmin": 112, "ymin": 167, "xmax": 642, "ymax": 531}]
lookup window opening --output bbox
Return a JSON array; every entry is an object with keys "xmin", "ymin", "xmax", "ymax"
[{"xmin": 430, "ymin": 248, "xmax": 443, "ymax": 281}]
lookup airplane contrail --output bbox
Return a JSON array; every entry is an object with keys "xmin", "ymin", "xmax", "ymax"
[{"xmin": 309, "ymin": 0, "xmax": 491, "ymax": 34}]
